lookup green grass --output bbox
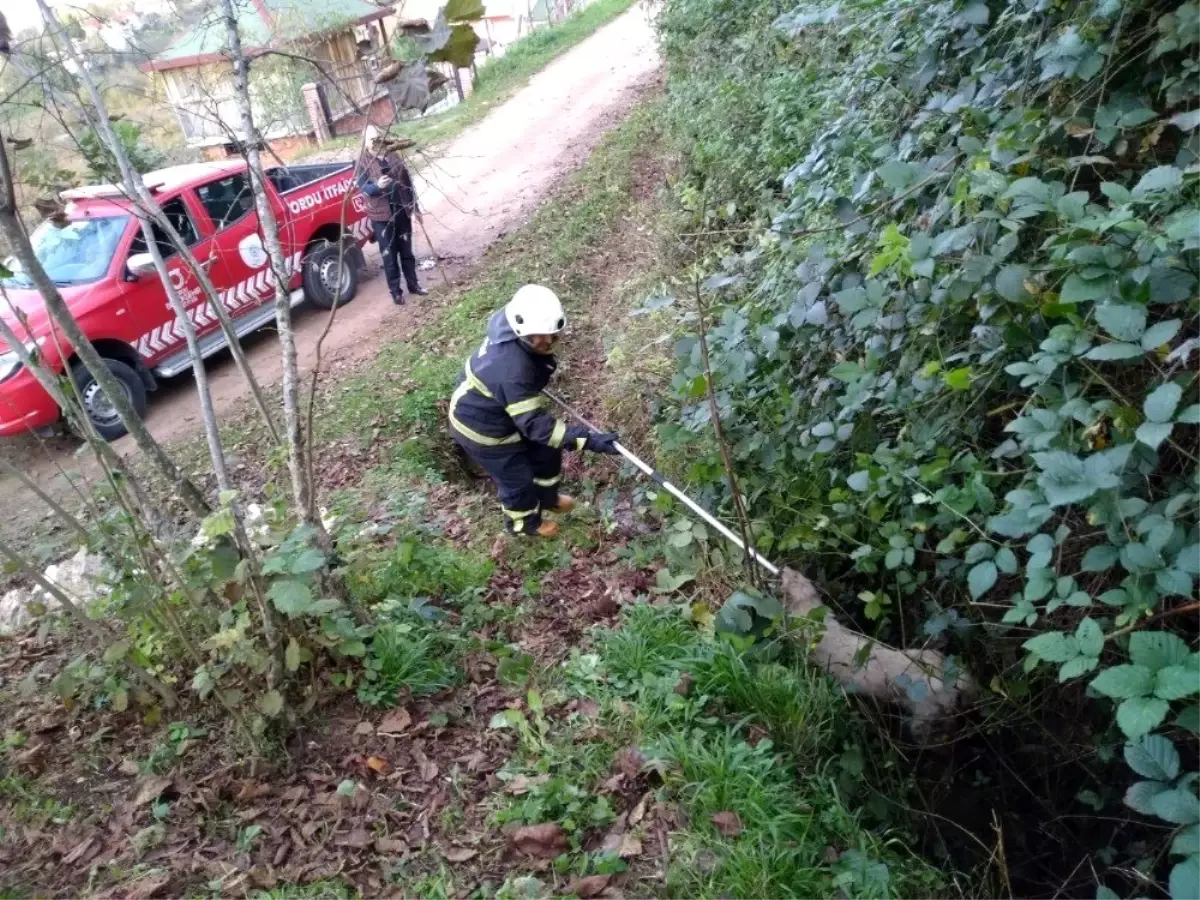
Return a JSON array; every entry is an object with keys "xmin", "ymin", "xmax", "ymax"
[
  {"xmin": 0, "ymin": 774, "xmax": 74, "ymax": 825},
  {"xmin": 248, "ymin": 880, "xmax": 357, "ymax": 899},
  {"xmin": 357, "ymin": 620, "xmax": 460, "ymax": 705},
  {"xmin": 486, "ymin": 604, "xmax": 951, "ymax": 899}
]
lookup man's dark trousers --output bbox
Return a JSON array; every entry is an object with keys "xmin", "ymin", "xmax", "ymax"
[{"xmin": 373, "ymin": 213, "xmax": 419, "ymax": 299}]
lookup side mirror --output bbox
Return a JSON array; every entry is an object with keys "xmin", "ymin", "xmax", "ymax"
[{"xmin": 126, "ymin": 252, "xmax": 157, "ymax": 279}]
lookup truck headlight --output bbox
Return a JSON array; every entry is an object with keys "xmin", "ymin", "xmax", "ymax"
[{"xmin": 0, "ymin": 350, "xmax": 22, "ymax": 383}]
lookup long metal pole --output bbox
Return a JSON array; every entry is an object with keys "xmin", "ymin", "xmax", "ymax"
[{"xmin": 544, "ymin": 391, "xmax": 780, "ymax": 577}]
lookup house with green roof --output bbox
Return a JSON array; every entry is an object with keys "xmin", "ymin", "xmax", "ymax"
[{"xmin": 142, "ymin": 0, "xmax": 398, "ymax": 156}]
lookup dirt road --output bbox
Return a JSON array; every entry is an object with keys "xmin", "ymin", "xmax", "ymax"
[{"xmin": 2, "ymin": 7, "xmax": 660, "ymax": 493}]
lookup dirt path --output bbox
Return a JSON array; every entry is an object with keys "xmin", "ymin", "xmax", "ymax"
[{"xmin": 0, "ymin": 8, "xmax": 660, "ymax": 523}]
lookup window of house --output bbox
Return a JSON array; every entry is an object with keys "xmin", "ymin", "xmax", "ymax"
[
  {"xmin": 196, "ymin": 173, "xmax": 255, "ymax": 230},
  {"xmin": 128, "ymin": 197, "xmax": 199, "ymax": 260}
]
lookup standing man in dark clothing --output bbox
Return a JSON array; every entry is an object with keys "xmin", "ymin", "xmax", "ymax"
[
  {"xmin": 356, "ymin": 124, "xmax": 427, "ymax": 305},
  {"xmin": 449, "ymin": 284, "xmax": 620, "ymax": 538}
]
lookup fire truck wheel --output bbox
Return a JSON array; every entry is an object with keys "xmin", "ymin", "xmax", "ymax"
[
  {"xmin": 70, "ymin": 358, "xmax": 146, "ymax": 442},
  {"xmin": 303, "ymin": 240, "xmax": 359, "ymax": 310}
]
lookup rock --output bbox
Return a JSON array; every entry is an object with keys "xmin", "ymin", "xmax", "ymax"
[{"xmin": 0, "ymin": 547, "xmax": 110, "ymax": 636}]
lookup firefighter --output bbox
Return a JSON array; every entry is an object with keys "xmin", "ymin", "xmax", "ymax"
[
  {"xmin": 449, "ymin": 285, "xmax": 620, "ymax": 537},
  {"xmin": 356, "ymin": 124, "xmax": 427, "ymax": 305}
]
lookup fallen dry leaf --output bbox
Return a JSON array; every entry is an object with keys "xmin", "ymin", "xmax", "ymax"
[
  {"xmin": 354, "ymin": 720, "xmax": 375, "ymax": 736},
  {"xmin": 612, "ymin": 747, "xmax": 646, "ymax": 780},
  {"xmin": 412, "ymin": 743, "xmax": 438, "ymax": 782},
  {"xmin": 236, "ymin": 780, "xmax": 271, "ymax": 802},
  {"xmin": 132, "ymin": 776, "xmax": 173, "ymax": 806},
  {"xmin": 367, "ymin": 756, "xmax": 390, "ymax": 775},
  {"xmin": 571, "ymin": 874, "xmax": 611, "ymax": 898},
  {"xmin": 336, "ymin": 827, "xmax": 373, "ymax": 849},
  {"xmin": 710, "ymin": 811, "xmax": 743, "ymax": 837},
  {"xmin": 509, "ymin": 822, "xmax": 568, "ymax": 859},
  {"xmin": 375, "ymin": 836, "xmax": 407, "ymax": 854},
  {"xmin": 619, "ymin": 833, "xmax": 642, "ymax": 858},
  {"xmin": 629, "ymin": 793, "xmax": 650, "ymax": 826},
  {"xmin": 125, "ymin": 873, "xmax": 171, "ymax": 900},
  {"xmin": 378, "ymin": 708, "xmax": 412, "ymax": 735},
  {"xmin": 61, "ymin": 835, "xmax": 101, "ymax": 866},
  {"xmin": 442, "ymin": 846, "xmax": 478, "ymax": 862},
  {"xmin": 117, "ymin": 759, "xmax": 140, "ymax": 777},
  {"xmin": 674, "ymin": 672, "xmax": 695, "ymax": 696}
]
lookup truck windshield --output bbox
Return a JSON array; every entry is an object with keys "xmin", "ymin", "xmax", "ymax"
[{"xmin": 3, "ymin": 215, "xmax": 130, "ymax": 287}]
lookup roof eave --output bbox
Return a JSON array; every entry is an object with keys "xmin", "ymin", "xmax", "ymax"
[{"xmin": 144, "ymin": 7, "xmax": 388, "ymax": 72}]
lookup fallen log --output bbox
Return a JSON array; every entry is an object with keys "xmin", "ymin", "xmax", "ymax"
[{"xmin": 780, "ymin": 567, "xmax": 976, "ymax": 743}]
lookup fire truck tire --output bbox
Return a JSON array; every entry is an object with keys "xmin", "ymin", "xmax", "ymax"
[
  {"xmin": 70, "ymin": 358, "xmax": 146, "ymax": 442},
  {"xmin": 303, "ymin": 240, "xmax": 359, "ymax": 310}
]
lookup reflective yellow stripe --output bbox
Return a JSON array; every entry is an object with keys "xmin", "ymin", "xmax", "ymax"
[
  {"xmin": 505, "ymin": 395, "xmax": 546, "ymax": 417},
  {"xmin": 574, "ymin": 437, "xmax": 587, "ymax": 451},
  {"xmin": 533, "ymin": 474, "xmax": 562, "ymax": 487},
  {"xmin": 503, "ymin": 506, "xmax": 538, "ymax": 519},
  {"xmin": 464, "ymin": 359, "xmax": 493, "ymax": 399},
  {"xmin": 449, "ymin": 382, "xmax": 521, "ymax": 446},
  {"xmin": 549, "ymin": 420, "xmax": 567, "ymax": 448}
]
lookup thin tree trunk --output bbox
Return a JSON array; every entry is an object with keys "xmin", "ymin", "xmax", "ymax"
[
  {"xmin": 0, "ymin": 138, "xmax": 210, "ymax": 519},
  {"xmin": 28, "ymin": 0, "xmax": 281, "ymax": 446},
  {"xmin": 218, "ymin": 0, "xmax": 319, "ymax": 530},
  {"xmin": 137, "ymin": 214, "xmax": 232, "ymax": 490}
]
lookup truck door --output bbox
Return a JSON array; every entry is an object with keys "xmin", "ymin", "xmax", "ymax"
[
  {"xmin": 193, "ymin": 171, "xmax": 296, "ymax": 319},
  {"xmin": 125, "ymin": 196, "xmax": 212, "ymax": 364}
]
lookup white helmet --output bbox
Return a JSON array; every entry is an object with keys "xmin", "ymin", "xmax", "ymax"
[{"xmin": 505, "ymin": 284, "xmax": 565, "ymax": 338}]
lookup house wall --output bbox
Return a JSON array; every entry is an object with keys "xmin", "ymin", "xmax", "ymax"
[{"xmin": 330, "ymin": 93, "xmax": 396, "ymax": 137}]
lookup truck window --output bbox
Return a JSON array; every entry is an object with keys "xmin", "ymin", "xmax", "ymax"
[
  {"xmin": 196, "ymin": 173, "xmax": 255, "ymax": 230},
  {"xmin": 1, "ymin": 215, "xmax": 130, "ymax": 287},
  {"xmin": 128, "ymin": 198, "xmax": 200, "ymax": 260}
]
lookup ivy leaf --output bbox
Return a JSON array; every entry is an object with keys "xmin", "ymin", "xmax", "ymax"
[
  {"xmin": 258, "ymin": 690, "xmax": 284, "ymax": 718},
  {"xmin": 1075, "ymin": 618, "xmax": 1103, "ymax": 658},
  {"xmin": 267, "ymin": 580, "xmax": 314, "ymax": 616},
  {"xmin": 285, "ymin": 638, "xmax": 302, "ymax": 673},
  {"xmin": 1132, "ymin": 165, "xmax": 1184, "ymax": 199},
  {"xmin": 1120, "ymin": 541, "xmax": 1163, "ymax": 573},
  {"xmin": 995, "ymin": 265, "xmax": 1030, "ymax": 302},
  {"xmin": 1061, "ymin": 274, "xmax": 1109, "ymax": 304},
  {"xmin": 1125, "ymin": 735, "xmax": 1181, "ymax": 781},
  {"xmin": 1170, "ymin": 109, "xmax": 1200, "ymax": 132},
  {"xmin": 1137, "ymin": 421, "xmax": 1176, "ymax": 449},
  {"xmin": 289, "ymin": 549, "xmax": 326, "ymax": 575},
  {"xmin": 1033, "ymin": 451, "xmax": 1117, "ymax": 507},
  {"xmin": 1145, "ymin": 383, "xmax": 1184, "ymax": 423},
  {"xmin": 943, "ymin": 367, "xmax": 972, "ymax": 391},
  {"xmin": 1059, "ymin": 656, "xmax": 1099, "ymax": 681},
  {"xmin": 968, "ymin": 560, "xmax": 998, "ymax": 599},
  {"xmin": 994, "ymin": 547, "xmax": 1018, "ymax": 575},
  {"xmin": 1151, "ymin": 788, "xmax": 1200, "ymax": 825},
  {"xmin": 1095, "ymin": 303, "xmax": 1147, "ymax": 342},
  {"xmin": 1086, "ymin": 342, "xmax": 1144, "ymax": 361},
  {"xmin": 1130, "ymin": 632, "xmax": 1191, "ymax": 670},
  {"xmin": 1081, "ymin": 544, "xmax": 1118, "ymax": 572},
  {"xmin": 1117, "ymin": 696, "xmax": 1170, "ymax": 738},
  {"xmin": 1156, "ymin": 568, "xmax": 1195, "ymax": 597},
  {"xmin": 1155, "ymin": 666, "xmax": 1200, "ymax": 700},
  {"xmin": 1125, "ymin": 779, "xmax": 1169, "ymax": 815},
  {"xmin": 1142, "ymin": 319, "xmax": 1183, "ymax": 350},
  {"xmin": 1177, "ymin": 406, "xmax": 1200, "ymax": 425},
  {"xmin": 1171, "ymin": 857, "xmax": 1200, "ymax": 900},
  {"xmin": 1091, "ymin": 664, "xmax": 1154, "ymax": 698},
  {"xmin": 847, "ymin": 470, "xmax": 871, "ymax": 492},
  {"xmin": 1177, "ymin": 704, "xmax": 1200, "ymax": 734},
  {"xmin": 1172, "ymin": 824, "xmax": 1200, "ymax": 857},
  {"xmin": 1024, "ymin": 631, "xmax": 1078, "ymax": 663},
  {"xmin": 192, "ymin": 667, "xmax": 216, "ymax": 699},
  {"xmin": 443, "ymin": 0, "xmax": 485, "ymax": 20},
  {"xmin": 1176, "ymin": 545, "xmax": 1200, "ymax": 575}
]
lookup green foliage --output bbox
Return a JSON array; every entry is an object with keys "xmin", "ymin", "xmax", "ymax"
[
  {"xmin": 655, "ymin": 0, "xmax": 1200, "ymax": 893},
  {"xmin": 357, "ymin": 620, "xmax": 459, "ymax": 706},
  {"xmin": 79, "ymin": 121, "xmax": 165, "ymax": 181}
]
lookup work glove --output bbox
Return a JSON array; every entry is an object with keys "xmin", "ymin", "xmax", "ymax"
[
  {"xmin": 585, "ymin": 431, "xmax": 620, "ymax": 454},
  {"xmin": 377, "ymin": 175, "xmax": 394, "ymax": 190}
]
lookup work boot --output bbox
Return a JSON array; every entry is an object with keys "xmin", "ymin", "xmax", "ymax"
[
  {"xmin": 410, "ymin": 285, "xmax": 429, "ymax": 296},
  {"xmin": 534, "ymin": 520, "xmax": 560, "ymax": 538},
  {"xmin": 547, "ymin": 494, "xmax": 576, "ymax": 514},
  {"xmin": 392, "ymin": 292, "xmax": 406, "ymax": 306}
]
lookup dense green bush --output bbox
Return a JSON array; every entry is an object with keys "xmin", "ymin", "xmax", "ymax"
[{"xmin": 655, "ymin": 0, "xmax": 1199, "ymax": 894}]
